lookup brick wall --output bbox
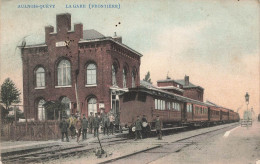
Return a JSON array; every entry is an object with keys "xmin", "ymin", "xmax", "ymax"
[{"xmin": 21, "ymin": 13, "xmax": 141, "ymax": 120}]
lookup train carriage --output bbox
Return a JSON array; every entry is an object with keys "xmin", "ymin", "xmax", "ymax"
[
  {"xmin": 220, "ymin": 108, "xmax": 229, "ymax": 123},
  {"xmin": 208, "ymin": 106, "xmax": 221, "ymax": 123},
  {"xmin": 119, "ymin": 85, "xmax": 239, "ymax": 131},
  {"xmin": 193, "ymin": 104, "xmax": 208, "ymax": 122}
]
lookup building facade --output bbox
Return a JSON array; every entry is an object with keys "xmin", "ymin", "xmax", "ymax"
[
  {"xmin": 20, "ymin": 13, "xmax": 142, "ymax": 120},
  {"xmin": 157, "ymin": 75, "xmax": 204, "ymax": 102}
]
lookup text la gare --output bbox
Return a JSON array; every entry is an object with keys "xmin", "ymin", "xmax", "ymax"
[{"xmin": 66, "ymin": 4, "xmax": 86, "ymax": 8}]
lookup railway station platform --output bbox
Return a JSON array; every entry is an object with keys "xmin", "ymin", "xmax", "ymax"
[{"xmin": 0, "ymin": 130, "xmax": 129, "ymax": 154}]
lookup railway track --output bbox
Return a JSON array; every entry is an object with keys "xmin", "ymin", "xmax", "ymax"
[
  {"xmin": 1, "ymin": 137, "xmax": 128, "ymax": 164},
  {"xmin": 99, "ymin": 123, "xmax": 239, "ymax": 164},
  {"xmin": 1, "ymin": 123, "xmax": 239, "ymax": 164}
]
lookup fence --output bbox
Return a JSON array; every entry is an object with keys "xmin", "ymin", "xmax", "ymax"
[{"xmin": 1, "ymin": 121, "xmax": 61, "ymax": 141}]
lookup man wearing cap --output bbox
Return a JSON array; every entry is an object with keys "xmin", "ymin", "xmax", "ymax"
[
  {"xmin": 134, "ymin": 116, "xmax": 142, "ymax": 140},
  {"xmin": 82, "ymin": 114, "xmax": 88, "ymax": 140},
  {"xmin": 75, "ymin": 114, "xmax": 82, "ymax": 142},
  {"xmin": 103, "ymin": 113, "xmax": 110, "ymax": 135},
  {"xmin": 109, "ymin": 111, "xmax": 115, "ymax": 135},
  {"xmin": 142, "ymin": 115, "xmax": 148, "ymax": 138},
  {"xmin": 93, "ymin": 113, "xmax": 100, "ymax": 137},
  {"xmin": 88, "ymin": 112, "xmax": 94, "ymax": 134},
  {"xmin": 59, "ymin": 116, "xmax": 69, "ymax": 142},
  {"xmin": 100, "ymin": 109, "xmax": 106, "ymax": 133},
  {"xmin": 155, "ymin": 115, "xmax": 163, "ymax": 140},
  {"xmin": 68, "ymin": 114, "xmax": 76, "ymax": 138}
]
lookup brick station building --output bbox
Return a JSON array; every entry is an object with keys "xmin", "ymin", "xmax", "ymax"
[
  {"xmin": 20, "ymin": 13, "xmax": 142, "ymax": 120},
  {"xmin": 157, "ymin": 75, "xmax": 204, "ymax": 102}
]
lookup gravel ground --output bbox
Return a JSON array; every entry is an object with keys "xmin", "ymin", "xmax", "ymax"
[
  {"xmin": 149, "ymin": 122, "xmax": 260, "ymax": 164},
  {"xmin": 45, "ymin": 123, "xmax": 240, "ymax": 164}
]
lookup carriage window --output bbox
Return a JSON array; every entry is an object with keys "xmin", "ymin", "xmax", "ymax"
[{"xmin": 167, "ymin": 102, "xmax": 171, "ymax": 110}]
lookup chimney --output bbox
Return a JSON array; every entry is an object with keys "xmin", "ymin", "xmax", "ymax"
[
  {"xmin": 112, "ymin": 32, "xmax": 122, "ymax": 43},
  {"xmin": 185, "ymin": 75, "xmax": 189, "ymax": 86},
  {"xmin": 56, "ymin": 13, "xmax": 71, "ymax": 33}
]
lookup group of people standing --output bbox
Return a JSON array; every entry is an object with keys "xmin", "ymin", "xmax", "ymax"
[
  {"xmin": 134, "ymin": 115, "xmax": 163, "ymax": 140},
  {"xmin": 59, "ymin": 110, "xmax": 120, "ymax": 142}
]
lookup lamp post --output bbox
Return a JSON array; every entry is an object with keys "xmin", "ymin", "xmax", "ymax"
[{"xmin": 245, "ymin": 92, "xmax": 250, "ymax": 128}]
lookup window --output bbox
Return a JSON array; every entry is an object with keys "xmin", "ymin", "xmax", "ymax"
[
  {"xmin": 36, "ymin": 67, "xmax": 45, "ymax": 87},
  {"xmin": 86, "ymin": 63, "xmax": 97, "ymax": 85},
  {"xmin": 112, "ymin": 65, "xmax": 117, "ymax": 86},
  {"xmin": 132, "ymin": 70, "xmax": 136, "ymax": 87},
  {"xmin": 167, "ymin": 102, "xmax": 171, "ymax": 110},
  {"xmin": 155, "ymin": 99, "xmax": 157, "ymax": 109},
  {"xmin": 88, "ymin": 98, "xmax": 97, "ymax": 116},
  {"xmin": 57, "ymin": 60, "xmax": 71, "ymax": 86},
  {"xmin": 123, "ymin": 68, "xmax": 127, "ymax": 88},
  {"xmin": 61, "ymin": 97, "xmax": 71, "ymax": 116},
  {"xmin": 38, "ymin": 99, "xmax": 46, "ymax": 121},
  {"xmin": 162, "ymin": 101, "xmax": 165, "ymax": 110}
]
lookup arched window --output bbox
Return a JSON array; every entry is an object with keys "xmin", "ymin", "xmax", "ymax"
[
  {"xmin": 36, "ymin": 67, "xmax": 45, "ymax": 87},
  {"xmin": 57, "ymin": 60, "xmax": 71, "ymax": 86},
  {"xmin": 88, "ymin": 98, "xmax": 97, "ymax": 116},
  {"xmin": 38, "ymin": 99, "xmax": 46, "ymax": 121},
  {"xmin": 61, "ymin": 97, "xmax": 71, "ymax": 116},
  {"xmin": 112, "ymin": 65, "xmax": 117, "ymax": 86},
  {"xmin": 123, "ymin": 68, "xmax": 127, "ymax": 88},
  {"xmin": 86, "ymin": 63, "xmax": 97, "ymax": 85},
  {"xmin": 132, "ymin": 70, "xmax": 136, "ymax": 87}
]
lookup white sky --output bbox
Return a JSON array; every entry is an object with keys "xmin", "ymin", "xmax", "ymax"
[{"xmin": 0, "ymin": 0, "xmax": 259, "ymax": 117}]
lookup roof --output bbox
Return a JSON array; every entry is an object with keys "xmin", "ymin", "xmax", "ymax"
[
  {"xmin": 79, "ymin": 36, "xmax": 143, "ymax": 57},
  {"xmin": 140, "ymin": 80, "xmax": 156, "ymax": 88},
  {"xmin": 175, "ymin": 79, "xmax": 204, "ymax": 90},
  {"xmin": 205, "ymin": 100, "xmax": 221, "ymax": 107},
  {"xmin": 132, "ymin": 83, "xmax": 208, "ymax": 106},
  {"xmin": 157, "ymin": 86, "xmax": 184, "ymax": 92},
  {"xmin": 83, "ymin": 29, "xmax": 106, "ymax": 40},
  {"xmin": 157, "ymin": 79, "xmax": 183, "ymax": 85},
  {"xmin": 19, "ymin": 29, "xmax": 143, "ymax": 57}
]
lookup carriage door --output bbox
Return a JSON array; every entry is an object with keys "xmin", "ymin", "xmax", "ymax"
[{"xmin": 182, "ymin": 103, "xmax": 186, "ymax": 122}]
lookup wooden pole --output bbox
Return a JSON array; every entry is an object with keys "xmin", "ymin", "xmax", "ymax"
[{"xmin": 75, "ymin": 83, "xmax": 80, "ymax": 114}]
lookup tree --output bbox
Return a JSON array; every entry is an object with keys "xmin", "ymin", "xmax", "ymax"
[
  {"xmin": 0, "ymin": 78, "xmax": 21, "ymax": 111},
  {"xmin": 43, "ymin": 100, "xmax": 66, "ymax": 120},
  {"xmin": 0, "ymin": 104, "xmax": 9, "ymax": 123},
  {"xmin": 143, "ymin": 71, "xmax": 152, "ymax": 84}
]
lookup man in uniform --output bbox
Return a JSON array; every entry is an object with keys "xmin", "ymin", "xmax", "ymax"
[
  {"xmin": 93, "ymin": 113, "xmax": 100, "ymax": 137},
  {"xmin": 88, "ymin": 112, "xmax": 94, "ymax": 134},
  {"xmin": 109, "ymin": 111, "xmax": 115, "ymax": 135},
  {"xmin": 68, "ymin": 114, "xmax": 76, "ymax": 138},
  {"xmin": 155, "ymin": 115, "xmax": 163, "ymax": 140},
  {"xmin": 115, "ymin": 113, "xmax": 121, "ymax": 133},
  {"xmin": 134, "ymin": 116, "xmax": 142, "ymax": 140},
  {"xmin": 82, "ymin": 114, "xmax": 88, "ymax": 140},
  {"xmin": 59, "ymin": 116, "xmax": 69, "ymax": 142},
  {"xmin": 103, "ymin": 113, "xmax": 110, "ymax": 136},
  {"xmin": 100, "ymin": 109, "xmax": 105, "ymax": 133},
  {"xmin": 75, "ymin": 114, "xmax": 82, "ymax": 142},
  {"xmin": 142, "ymin": 115, "xmax": 148, "ymax": 138}
]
